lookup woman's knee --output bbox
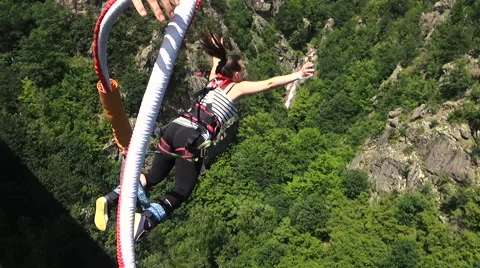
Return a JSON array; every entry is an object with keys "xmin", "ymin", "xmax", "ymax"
[
  {"xmin": 161, "ymin": 191, "xmax": 190, "ymax": 212},
  {"xmin": 140, "ymin": 173, "xmax": 147, "ymax": 187}
]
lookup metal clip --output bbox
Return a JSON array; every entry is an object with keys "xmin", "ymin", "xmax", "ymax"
[{"xmin": 200, "ymin": 148, "xmax": 207, "ymax": 158}]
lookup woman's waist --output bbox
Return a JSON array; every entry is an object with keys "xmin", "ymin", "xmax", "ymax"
[{"xmin": 172, "ymin": 117, "xmax": 212, "ymax": 140}]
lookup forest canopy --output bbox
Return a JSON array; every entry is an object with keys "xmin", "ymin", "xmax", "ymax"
[{"xmin": 1, "ymin": 0, "xmax": 480, "ymax": 267}]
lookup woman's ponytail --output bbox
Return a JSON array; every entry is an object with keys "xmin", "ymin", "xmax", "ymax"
[
  {"xmin": 200, "ymin": 29, "xmax": 243, "ymax": 78},
  {"xmin": 200, "ymin": 29, "xmax": 227, "ymax": 61}
]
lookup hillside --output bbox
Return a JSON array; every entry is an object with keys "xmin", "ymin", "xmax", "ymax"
[{"xmin": 1, "ymin": 0, "xmax": 480, "ymax": 267}]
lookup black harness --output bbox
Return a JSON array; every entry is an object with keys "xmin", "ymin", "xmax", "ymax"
[{"xmin": 157, "ymin": 75, "xmax": 235, "ymax": 161}]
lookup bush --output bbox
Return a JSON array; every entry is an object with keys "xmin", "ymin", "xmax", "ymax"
[
  {"xmin": 396, "ymin": 192, "xmax": 430, "ymax": 227},
  {"xmin": 341, "ymin": 169, "xmax": 370, "ymax": 199},
  {"xmin": 429, "ymin": 119, "xmax": 439, "ymax": 128},
  {"xmin": 439, "ymin": 63, "xmax": 473, "ymax": 100},
  {"xmin": 383, "ymin": 239, "xmax": 420, "ymax": 268},
  {"xmin": 289, "ymin": 194, "xmax": 329, "ymax": 239}
]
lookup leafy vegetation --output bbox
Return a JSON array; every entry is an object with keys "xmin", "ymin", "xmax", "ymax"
[{"xmin": 1, "ymin": 0, "xmax": 480, "ymax": 267}]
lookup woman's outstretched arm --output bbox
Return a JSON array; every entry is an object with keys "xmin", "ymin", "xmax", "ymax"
[{"xmin": 229, "ymin": 62, "xmax": 315, "ymax": 100}]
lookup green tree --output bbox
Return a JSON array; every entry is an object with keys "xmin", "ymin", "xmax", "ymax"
[
  {"xmin": 376, "ymin": 72, "xmax": 438, "ymax": 113},
  {"xmin": 430, "ymin": 22, "xmax": 473, "ymax": 66},
  {"xmin": 464, "ymin": 188, "xmax": 480, "ymax": 231},
  {"xmin": 385, "ymin": 0, "xmax": 411, "ymax": 18},
  {"xmin": 316, "ymin": 91, "xmax": 363, "ymax": 134},
  {"xmin": 383, "ymin": 238, "xmax": 420, "ymax": 268},
  {"xmin": 396, "ymin": 192, "xmax": 430, "ymax": 227},
  {"xmin": 140, "ymin": 206, "xmax": 229, "ymax": 268},
  {"xmin": 275, "ymin": 0, "xmax": 303, "ymax": 41},
  {"xmin": 344, "ymin": 59, "xmax": 380, "ymax": 113},
  {"xmin": 224, "ymin": 0, "xmax": 252, "ymax": 51},
  {"xmin": 341, "ymin": 169, "xmax": 370, "ymax": 199},
  {"xmin": 14, "ymin": 1, "xmax": 72, "ymax": 88},
  {"xmin": 289, "ymin": 194, "xmax": 329, "ymax": 238},
  {"xmin": 288, "ymin": 80, "xmax": 325, "ymax": 130},
  {"xmin": 439, "ymin": 62, "xmax": 473, "ymax": 99},
  {"xmin": 0, "ymin": 0, "xmax": 35, "ymax": 53}
]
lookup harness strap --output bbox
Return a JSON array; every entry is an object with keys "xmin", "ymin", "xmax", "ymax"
[
  {"xmin": 157, "ymin": 136, "xmax": 212, "ymax": 162},
  {"xmin": 214, "ymin": 74, "xmax": 233, "ymax": 88},
  {"xmin": 182, "ymin": 113, "xmax": 218, "ymax": 134},
  {"xmin": 180, "ymin": 74, "xmax": 235, "ymax": 153},
  {"xmin": 224, "ymin": 83, "xmax": 236, "ymax": 95}
]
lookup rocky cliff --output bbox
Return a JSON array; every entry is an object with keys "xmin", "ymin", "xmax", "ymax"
[
  {"xmin": 348, "ymin": 100, "xmax": 479, "ymax": 198},
  {"xmin": 348, "ymin": 0, "xmax": 480, "ymax": 198}
]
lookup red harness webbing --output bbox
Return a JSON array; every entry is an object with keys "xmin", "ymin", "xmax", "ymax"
[
  {"xmin": 183, "ymin": 74, "xmax": 232, "ymax": 136},
  {"xmin": 157, "ymin": 137, "xmax": 194, "ymax": 159},
  {"xmin": 213, "ymin": 74, "xmax": 233, "ymax": 88},
  {"xmin": 157, "ymin": 74, "xmax": 234, "ymax": 160}
]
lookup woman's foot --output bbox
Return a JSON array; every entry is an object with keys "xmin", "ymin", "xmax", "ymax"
[
  {"xmin": 94, "ymin": 196, "xmax": 110, "ymax": 231},
  {"xmin": 133, "ymin": 203, "xmax": 167, "ymax": 242},
  {"xmin": 133, "ymin": 212, "xmax": 155, "ymax": 242}
]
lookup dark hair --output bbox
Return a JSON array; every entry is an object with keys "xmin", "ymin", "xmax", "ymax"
[{"xmin": 199, "ymin": 29, "xmax": 243, "ymax": 79}]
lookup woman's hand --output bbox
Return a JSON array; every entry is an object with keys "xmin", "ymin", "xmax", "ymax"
[
  {"xmin": 132, "ymin": 0, "xmax": 179, "ymax": 22},
  {"xmin": 297, "ymin": 62, "xmax": 315, "ymax": 79}
]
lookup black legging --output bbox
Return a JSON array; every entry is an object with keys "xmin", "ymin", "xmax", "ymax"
[{"xmin": 144, "ymin": 122, "xmax": 204, "ymax": 213}]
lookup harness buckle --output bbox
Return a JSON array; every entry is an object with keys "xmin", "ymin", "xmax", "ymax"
[{"xmin": 200, "ymin": 148, "xmax": 207, "ymax": 158}]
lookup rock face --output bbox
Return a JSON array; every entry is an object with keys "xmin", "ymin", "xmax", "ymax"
[
  {"xmin": 354, "ymin": 0, "xmax": 479, "ymax": 196},
  {"xmin": 348, "ymin": 100, "xmax": 478, "ymax": 196},
  {"xmin": 419, "ymin": 0, "xmax": 455, "ymax": 40},
  {"xmin": 55, "ymin": 0, "xmax": 90, "ymax": 13},
  {"xmin": 251, "ymin": 0, "xmax": 281, "ymax": 18},
  {"xmin": 424, "ymin": 134, "xmax": 473, "ymax": 183},
  {"xmin": 284, "ymin": 44, "xmax": 318, "ymax": 108},
  {"xmin": 136, "ymin": 30, "xmax": 162, "ymax": 70}
]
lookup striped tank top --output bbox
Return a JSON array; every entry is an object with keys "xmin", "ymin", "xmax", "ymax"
[{"xmin": 173, "ymin": 84, "xmax": 238, "ymax": 140}]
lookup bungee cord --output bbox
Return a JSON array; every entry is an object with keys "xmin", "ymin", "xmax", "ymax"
[{"xmin": 92, "ymin": 1, "xmax": 202, "ymax": 267}]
